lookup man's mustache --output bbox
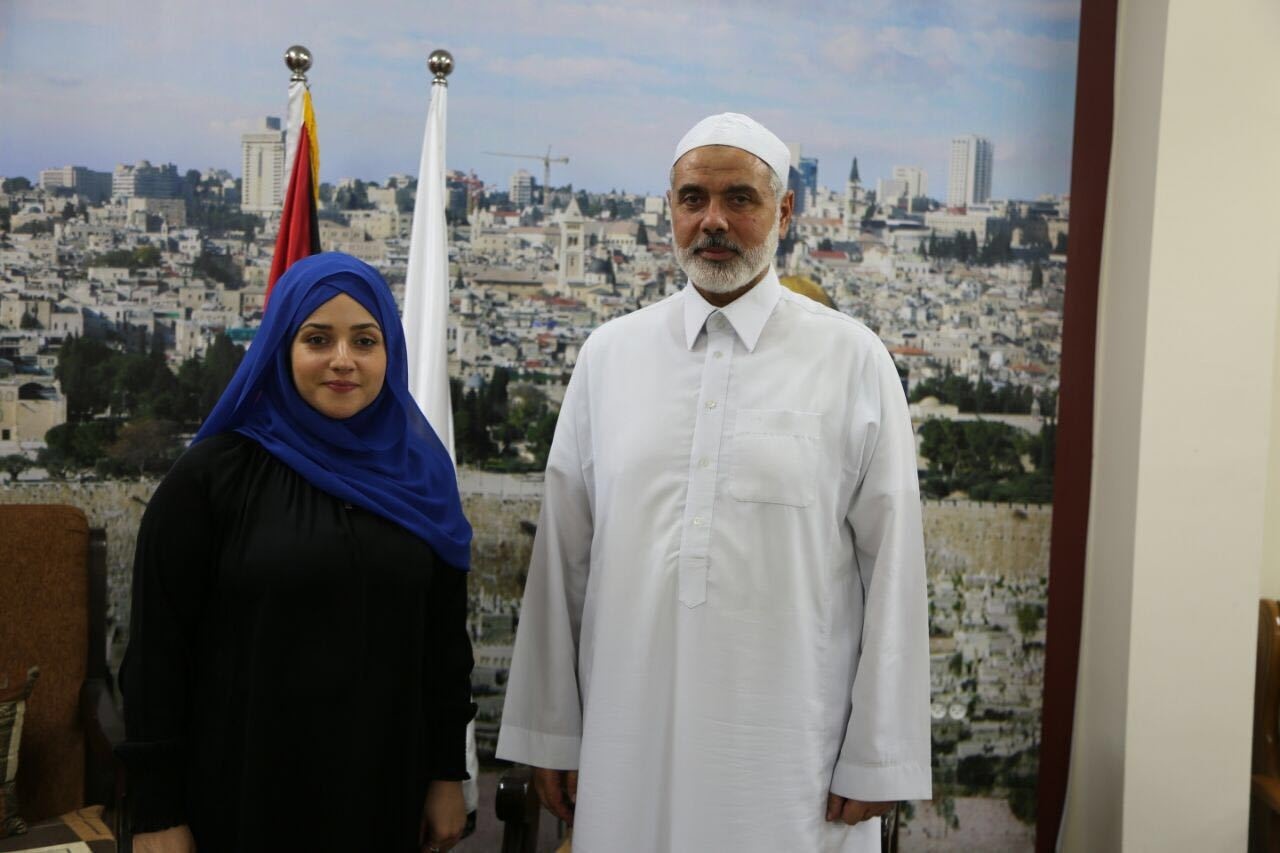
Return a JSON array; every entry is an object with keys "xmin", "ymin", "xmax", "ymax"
[{"xmin": 692, "ymin": 235, "xmax": 743, "ymax": 255}]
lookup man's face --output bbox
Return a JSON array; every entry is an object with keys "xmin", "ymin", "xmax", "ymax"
[{"xmin": 669, "ymin": 145, "xmax": 793, "ymax": 294}]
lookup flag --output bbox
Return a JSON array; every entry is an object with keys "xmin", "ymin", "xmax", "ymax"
[
  {"xmin": 401, "ymin": 62, "xmax": 479, "ymax": 818},
  {"xmin": 402, "ymin": 77, "xmax": 453, "ymax": 457},
  {"xmin": 266, "ymin": 81, "xmax": 320, "ymax": 306}
]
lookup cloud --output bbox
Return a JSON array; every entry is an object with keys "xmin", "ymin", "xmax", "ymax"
[
  {"xmin": 482, "ymin": 54, "xmax": 672, "ymax": 89},
  {"xmin": 971, "ymin": 29, "xmax": 1077, "ymax": 72}
]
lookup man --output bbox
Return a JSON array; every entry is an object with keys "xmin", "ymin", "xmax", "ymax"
[{"xmin": 497, "ymin": 113, "xmax": 931, "ymax": 852}]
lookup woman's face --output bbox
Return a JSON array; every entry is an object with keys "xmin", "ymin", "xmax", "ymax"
[{"xmin": 290, "ymin": 293, "xmax": 387, "ymax": 419}]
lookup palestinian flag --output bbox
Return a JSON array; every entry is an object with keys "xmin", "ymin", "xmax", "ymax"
[{"xmin": 266, "ymin": 87, "xmax": 320, "ymax": 306}]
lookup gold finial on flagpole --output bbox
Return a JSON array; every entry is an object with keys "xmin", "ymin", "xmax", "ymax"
[
  {"xmin": 285, "ymin": 45, "xmax": 313, "ymax": 83},
  {"xmin": 428, "ymin": 49, "xmax": 454, "ymax": 85}
]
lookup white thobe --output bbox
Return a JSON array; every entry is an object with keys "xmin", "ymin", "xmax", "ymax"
[{"xmin": 497, "ymin": 270, "xmax": 931, "ymax": 852}]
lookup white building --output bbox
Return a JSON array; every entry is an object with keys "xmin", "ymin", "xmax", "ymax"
[
  {"xmin": 893, "ymin": 166, "xmax": 928, "ymax": 200},
  {"xmin": 112, "ymin": 161, "xmax": 181, "ymax": 200},
  {"xmin": 947, "ymin": 135, "xmax": 994, "ymax": 208},
  {"xmin": 877, "ymin": 177, "xmax": 910, "ymax": 207},
  {"xmin": 509, "ymin": 169, "xmax": 534, "ymax": 208},
  {"xmin": 38, "ymin": 166, "xmax": 113, "ymax": 203},
  {"xmin": 241, "ymin": 117, "xmax": 285, "ymax": 214}
]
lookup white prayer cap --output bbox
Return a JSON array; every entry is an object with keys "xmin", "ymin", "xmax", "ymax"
[{"xmin": 672, "ymin": 112, "xmax": 790, "ymax": 183}]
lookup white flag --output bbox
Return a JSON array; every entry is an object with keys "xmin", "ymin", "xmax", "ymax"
[
  {"xmin": 402, "ymin": 68, "xmax": 479, "ymax": 818},
  {"xmin": 283, "ymin": 78, "xmax": 306, "ymax": 192},
  {"xmin": 403, "ymin": 80, "xmax": 454, "ymax": 460}
]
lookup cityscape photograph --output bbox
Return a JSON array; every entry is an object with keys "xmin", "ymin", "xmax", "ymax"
[{"xmin": 1, "ymin": 1, "xmax": 1082, "ymax": 849}]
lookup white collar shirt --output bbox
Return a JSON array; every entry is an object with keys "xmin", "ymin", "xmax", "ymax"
[{"xmin": 498, "ymin": 268, "xmax": 931, "ymax": 853}]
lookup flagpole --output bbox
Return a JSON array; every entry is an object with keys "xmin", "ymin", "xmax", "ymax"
[
  {"xmin": 403, "ymin": 49, "xmax": 455, "ymax": 459},
  {"xmin": 283, "ymin": 45, "xmax": 311, "ymax": 186},
  {"xmin": 266, "ymin": 44, "xmax": 321, "ymax": 304},
  {"xmin": 400, "ymin": 47, "xmax": 479, "ymax": 825}
]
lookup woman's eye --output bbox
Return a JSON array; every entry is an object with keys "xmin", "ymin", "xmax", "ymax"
[
  {"xmin": 356, "ymin": 337, "xmax": 379, "ymax": 348},
  {"xmin": 304, "ymin": 335, "xmax": 327, "ymax": 346}
]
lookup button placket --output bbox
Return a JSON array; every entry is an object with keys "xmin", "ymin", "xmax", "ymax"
[{"xmin": 678, "ymin": 313, "xmax": 735, "ymax": 608}]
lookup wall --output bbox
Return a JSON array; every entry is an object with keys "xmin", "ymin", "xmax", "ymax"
[{"xmin": 1062, "ymin": 1, "xmax": 1280, "ymax": 849}]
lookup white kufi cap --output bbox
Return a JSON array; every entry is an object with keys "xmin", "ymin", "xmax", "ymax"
[{"xmin": 672, "ymin": 112, "xmax": 790, "ymax": 183}]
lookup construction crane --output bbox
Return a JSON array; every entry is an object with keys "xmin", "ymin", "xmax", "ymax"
[{"xmin": 484, "ymin": 146, "xmax": 569, "ymax": 204}]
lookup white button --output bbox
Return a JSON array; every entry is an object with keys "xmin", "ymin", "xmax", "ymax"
[
  {"xmin": 706, "ymin": 400, "xmax": 717, "ymax": 410},
  {"xmin": 698, "ymin": 457, "xmax": 710, "ymax": 469},
  {"xmin": 713, "ymin": 350, "xmax": 723, "ymax": 359},
  {"xmin": 692, "ymin": 516, "xmax": 705, "ymax": 527}
]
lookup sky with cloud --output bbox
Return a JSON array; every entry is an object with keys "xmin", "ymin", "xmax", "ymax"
[{"xmin": 0, "ymin": 0, "xmax": 1080, "ymax": 199}]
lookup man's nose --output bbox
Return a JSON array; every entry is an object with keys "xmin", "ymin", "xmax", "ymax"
[{"xmin": 701, "ymin": 198, "xmax": 728, "ymax": 233}]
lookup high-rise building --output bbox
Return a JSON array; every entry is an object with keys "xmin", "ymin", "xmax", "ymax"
[
  {"xmin": 947, "ymin": 135, "xmax": 993, "ymax": 208},
  {"xmin": 877, "ymin": 178, "xmax": 910, "ymax": 207},
  {"xmin": 112, "ymin": 161, "xmax": 182, "ymax": 200},
  {"xmin": 241, "ymin": 117, "xmax": 285, "ymax": 214},
  {"xmin": 892, "ymin": 166, "xmax": 928, "ymax": 200},
  {"xmin": 510, "ymin": 169, "xmax": 534, "ymax": 208},
  {"xmin": 783, "ymin": 143, "xmax": 818, "ymax": 215},
  {"xmin": 39, "ymin": 166, "xmax": 113, "ymax": 203}
]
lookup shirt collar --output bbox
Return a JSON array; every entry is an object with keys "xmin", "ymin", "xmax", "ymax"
[{"xmin": 682, "ymin": 267, "xmax": 782, "ymax": 353}]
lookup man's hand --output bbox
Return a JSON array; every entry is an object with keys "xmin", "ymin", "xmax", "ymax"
[
  {"xmin": 533, "ymin": 767, "xmax": 578, "ymax": 826},
  {"xmin": 421, "ymin": 780, "xmax": 466, "ymax": 851},
  {"xmin": 825, "ymin": 793, "xmax": 895, "ymax": 825},
  {"xmin": 131, "ymin": 825, "xmax": 196, "ymax": 853}
]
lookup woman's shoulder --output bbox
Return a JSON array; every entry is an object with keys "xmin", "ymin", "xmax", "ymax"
[{"xmin": 160, "ymin": 431, "xmax": 265, "ymax": 493}]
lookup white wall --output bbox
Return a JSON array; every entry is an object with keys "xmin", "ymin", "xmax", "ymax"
[{"xmin": 1063, "ymin": 1, "xmax": 1280, "ymax": 850}]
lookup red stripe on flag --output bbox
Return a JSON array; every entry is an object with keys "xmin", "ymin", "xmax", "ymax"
[{"xmin": 266, "ymin": 124, "xmax": 318, "ymax": 307}]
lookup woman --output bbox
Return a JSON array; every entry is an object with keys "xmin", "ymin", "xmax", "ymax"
[{"xmin": 120, "ymin": 253, "xmax": 474, "ymax": 853}]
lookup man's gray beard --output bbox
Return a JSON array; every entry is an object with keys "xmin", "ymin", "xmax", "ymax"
[{"xmin": 675, "ymin": 218, "xmax": 780, "ymax": 294}]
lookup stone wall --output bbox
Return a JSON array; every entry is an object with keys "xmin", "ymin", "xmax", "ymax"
[
  {"xmin": 1, "ymin": 480, "xmax": 1052, "ymax": 667},
  {"xmin": 923, "ymin": 500, "xmax": 1052, "ymax": 580}
]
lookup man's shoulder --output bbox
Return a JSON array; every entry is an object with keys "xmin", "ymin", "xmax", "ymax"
[
  {"xmin": 776, "ymin": 289, "xmax": 886, "ymax": 351},
  {"xmin": 583, "ymin": 291, "xmax": 681, "ymax": 352}
]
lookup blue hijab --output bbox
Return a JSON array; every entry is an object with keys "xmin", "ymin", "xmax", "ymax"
[{"xmin": 194, "ymin": 252, "xmax": 472, "ymax": 570}]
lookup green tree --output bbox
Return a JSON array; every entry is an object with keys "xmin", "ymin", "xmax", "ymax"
[
  {"xmin": 39, "ymin": 420, "xmax": 120, "ymax": 473},
  {"xmin": 1, "ymin": 454, "xmax": 31, "ymax": 480},
  {"xmin": 2, "ymin": 177, "xmax": 32, "ymax": 192},
  {"xmin": 56, "ymin": 335, "xmax": 118, "ymax": 420},
  {"xmin": 102, "ymin": 418, "xmax": 180, "ymax": 477}
]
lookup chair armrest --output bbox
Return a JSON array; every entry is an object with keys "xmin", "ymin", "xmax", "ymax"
[
  {"xmin": 882, "ymin": 802, "xmax": 901, "ymax": 853},
  {"xmin": 80, "ymin": 677, "xmax": 127, "ymax": 846},
  {"xmin": 81, "ymin": 678, "xmax": 125, "ymax": 762},
  {"xmin": 496, "ymin": 765, "xmax": 542, "ymax": 853}
]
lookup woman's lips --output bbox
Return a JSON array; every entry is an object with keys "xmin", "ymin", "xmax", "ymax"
[{"xmin": 324, "ymin": 381, "xmax": 358, "ymax": 392}]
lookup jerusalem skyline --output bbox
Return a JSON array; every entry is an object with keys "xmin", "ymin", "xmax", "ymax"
[{"xmin": 2, "ymin": 0, "xmax": 1080, "ymax": 199}]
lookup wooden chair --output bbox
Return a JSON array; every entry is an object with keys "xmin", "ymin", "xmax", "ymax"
[
  {"xmin": 496, "ymin": 765, "xmax": 543, "ymax": 853},
  {"xmin": 1252, "ymin": 598, "xmax": 1280, "ymax": 853},
  {"xmin": 0, "ymin": 504, "xmax": 126, "ymax": 852}
]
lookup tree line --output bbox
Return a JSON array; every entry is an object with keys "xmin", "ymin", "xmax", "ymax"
[
  {"xmin": 452, "ymin": 367, "xmax": 560, "ymax": 471},
  {"xmin": 910, "ymin": 371, "xmax": 1056, "ymax": 416},
  {"xmin": 40, "ymin": 333, "xmax": 245, "ymax": 477}
]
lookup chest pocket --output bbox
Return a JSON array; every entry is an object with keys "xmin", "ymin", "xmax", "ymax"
[{"xmin": 729, "ymin": 409, "xmax": 823, "ymax": 508}]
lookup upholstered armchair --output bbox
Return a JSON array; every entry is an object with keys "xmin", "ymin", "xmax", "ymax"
[{"xmin": 0, "ymin": 504, "xmax": 126, "ymax": 852}]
